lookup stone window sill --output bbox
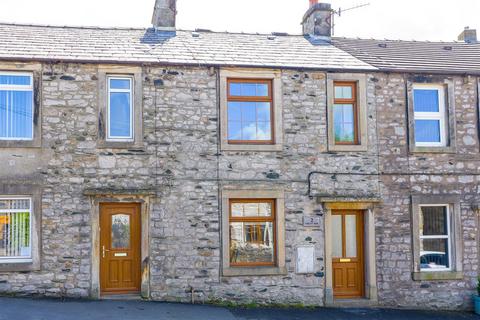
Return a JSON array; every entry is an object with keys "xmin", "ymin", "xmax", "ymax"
[
  {"xmin": 328, "ymin": 144, "xmax": 368, "ymax": 152},
  {"xmin": 412, "ymin": 271, "xmax": 463, "ymax": 281},
  {"xmin": 0, "ymin": 262, "xmax": 39, "ymax": 272},
  {"xmin": 0, "ymin": 140, "xmax": 41, "ymax": 148},
  {"xmin": 221, "ymin": 143, "xmax": 283, "ymax": 152},
  {"xmin": 410, "ymin": 146, "xmax": 456, "ymax": 154},
  {"xmin": 97, "ymin": 141, "xmax": 144, "ymax": 150},
  {"xmin": 223, "ymin": 266, "xmax": 287, "ymax": 277}
]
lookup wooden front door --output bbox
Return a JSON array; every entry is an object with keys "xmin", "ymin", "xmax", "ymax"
[
  {"xmin": 100, "ymin": 203, "xmax": 141, "ymax": 295},
  {"xmin": 332, "ymin": 210, "xmax": 364, "ymax": 298}
]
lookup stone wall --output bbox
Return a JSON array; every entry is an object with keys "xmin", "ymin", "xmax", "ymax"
[
  {"xmin": 374, "ymin": 73, "xmax": 479, "ymax": 309},
  {"xmin": 0, "ymin": 63, "xmax": 155, "ymax": 297},
  {"xmin": 0, "ymin": 61, "xmax": 478, "ymax": 310}
]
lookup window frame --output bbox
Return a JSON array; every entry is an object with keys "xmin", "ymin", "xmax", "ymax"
[
  {"xmin": 418, "ymin": 204, "xmax": 452, "ymax": 272},
  {"xmin": 226, "ymin": 78, "xmax": 274, "ymax": 145},
  {"xmin": 0, "ymin": 71, "xmax": 34, "ymax": 141},
  {"xmin": 221, "ymin": 188, "xmax": 286, "ymax": 277},
  {"xmin": 106, "ymin": 75, "xmax": 134, "ymax": 142},
  {"xmin": 412, "ymin": 84, "xmax": 447, "ymax": 147},
  {"xmin": 411, "ymin": 195, "xmax": 463, "ymax": 281},
  {"xmin": 229, "ymin": 198, "xmax": 276, "ymax": 267},
  {"xmin": 219, "ymin": 69, "xmax": 283, "ymax": 152},
  {"xmin": 332, "ymin": 81, "xmax": 359, "ymax": 145},
  {"xmin": 0, "ymin": 196, "xmax": 33, "ymax": 264},
  {"xmin": 327, "ymin": 73, "xmax": 368, "ymax": 152}
]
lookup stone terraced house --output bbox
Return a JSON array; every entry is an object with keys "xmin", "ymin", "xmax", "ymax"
[{"xmin": 0, "ymin": 0, "xmax": 479, "ymax": 310}]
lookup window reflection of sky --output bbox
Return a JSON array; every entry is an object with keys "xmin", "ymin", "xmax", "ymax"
[{"xmin": 228, "ymin": 101, "xmax": 271, "ymax": 140}]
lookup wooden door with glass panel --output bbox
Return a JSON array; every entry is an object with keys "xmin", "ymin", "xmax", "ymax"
[
  {"xmin": 100, "ymin": 203, "xmax": 141, "ymax": 295},
  {"xmin": 332, "ymin": 210, "xmax": 364, "ymax": 298}
]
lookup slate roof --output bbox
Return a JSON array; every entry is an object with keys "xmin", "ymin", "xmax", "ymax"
[
  {"xmin": 0, "ymin": 22, "xmax": 375, "ymax": 71},
  {"xmin": 332, "ymin": 37, "xmax": 480, "ymax": 75},
  {"xmin": 3, "ymin": 22, "xmax": 480, "ymax": 75}
]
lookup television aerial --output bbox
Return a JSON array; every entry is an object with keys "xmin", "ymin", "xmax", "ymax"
[{"xmin": 331, "ymin": 3, "xmax": 370, "ymax": 35}]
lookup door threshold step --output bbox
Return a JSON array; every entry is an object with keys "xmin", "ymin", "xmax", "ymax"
[
  {"xmin": 100, "ymin": 294, "xmax": 143, "ymax": 301},
  {"xmin": 330, "ymin": 298, "xmax": 377, "ymax": 308}
]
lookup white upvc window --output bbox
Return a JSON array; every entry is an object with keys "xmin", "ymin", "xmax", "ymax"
[
  {"xmin": 0, "ymin": 72, "xmax": 34, "ymax": 140},
  {"xmin": 107, "ymin": 76, "xmax": 134, "ymax": 141},
  {"xmin": 0, "ymin": 197, "xmax": 32, "ymax": 263},
  {"xmin": 413, "ymin": 84, "xmax": 446, "ymax": 147},
  {"xmin": 419, "ymin": 205, "xmax": 451, "ymax": 272}
]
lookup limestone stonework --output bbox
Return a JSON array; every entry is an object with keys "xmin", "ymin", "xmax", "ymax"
[{"xmin": 0, "ymin": 62, "xmax": 478, "ymax": 310}]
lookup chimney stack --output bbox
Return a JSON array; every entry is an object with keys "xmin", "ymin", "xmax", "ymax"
[
  {"xmin": 152, "ymin": 0, "xmax": 176, "ymax": 31},
  {"xmin": 302, "ymin": 1, "xmax": 332, "ymax": 41},
  {"xmin": 458, "ymin": 26, "xmax": 477, "ymax": 43}
]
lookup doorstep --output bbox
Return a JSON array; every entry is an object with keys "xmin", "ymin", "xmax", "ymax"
[
  {"xmin": 328, "ymin": 298, "xmax": 378, "ymax": 308},
  {"xmin": 100, "ymin": 293, "xmax": 144, "ymax": 301}
]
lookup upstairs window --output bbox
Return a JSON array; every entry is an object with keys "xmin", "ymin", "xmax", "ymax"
[
  {"xmin": 0, "ymin": 73, "xmax": 34, "ymax": 140},
  {"xmin": 333, "ymin": 81, "xmax": 358, "ymax": 145},
  {"xmin": 413, "ymin": 85, "xmax": 446, "ymax": 147},
  {"xmin": 227, "ymin": 79, "xmax": 273, "ymax": 144},
  {"xmin": 107, "ymin": 76, "xmax": 133, "ymax": 141},
  {"xmin": 419, "ymin": 205, "xmax": 451, "ymax": 271},
  {"xmin": 0, "ymin": 198, "xmax": 32, "ymax": 262}
]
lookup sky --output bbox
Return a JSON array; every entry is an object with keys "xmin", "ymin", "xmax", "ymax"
[{"xmin": 0, "ymin": 0, "xmax": 478, "ymax": 41}]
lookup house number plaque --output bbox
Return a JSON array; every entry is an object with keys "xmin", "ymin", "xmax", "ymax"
[{"xmin": 303, "ymin": 216, "xmax": 321, "ymax": 227}]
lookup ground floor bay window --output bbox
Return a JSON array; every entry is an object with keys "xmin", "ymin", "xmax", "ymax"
[{"xmin": 0, "ymin": 198, "xmax": 32, "ymax": 262}]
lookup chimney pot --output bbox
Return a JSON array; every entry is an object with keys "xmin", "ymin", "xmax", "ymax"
[
  {"xmin": 302, "ymin": 2, "xmax": 332, "ymax": 41},
  {"xmin": 458, "ymin": 26, "xmax": 477, "ymax": 43}
]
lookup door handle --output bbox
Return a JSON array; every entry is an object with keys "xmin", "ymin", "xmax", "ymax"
[{"xmin": 102, "ymin": 246, "xmax": 110, "ymax": 258}]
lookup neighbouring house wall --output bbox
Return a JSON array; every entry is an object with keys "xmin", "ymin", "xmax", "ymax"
[
  {"xmin": 0, "ymin": 62, "xmax": 478, "ymax": 310},
  {"xmin": 0, "ymin": 63, "xmax": 157, "ymax": 297},
  {"xmin": 374, "ymin": 73, "xmax": 479, "ymax": 309}
]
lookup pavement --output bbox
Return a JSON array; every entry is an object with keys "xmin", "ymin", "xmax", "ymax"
[{"xmin": 0, "ymin": 297, "xmax": 478, "ymax": 320}]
